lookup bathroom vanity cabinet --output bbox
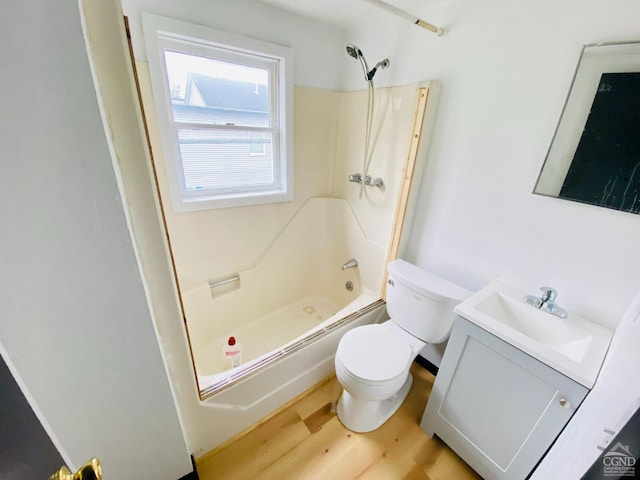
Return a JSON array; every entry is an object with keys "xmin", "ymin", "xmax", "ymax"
[{"xmin": 421, "ymin": 317, "xmax": 588, "ymax": 480}]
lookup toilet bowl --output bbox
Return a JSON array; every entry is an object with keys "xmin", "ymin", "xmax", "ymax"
[
  {"xmin": 334, "ymin": 259, "xmax": 471, "ymax": 433},
  {"xmin": 335, "ymin": 322, "xmax": 423, "ymax": 432}
]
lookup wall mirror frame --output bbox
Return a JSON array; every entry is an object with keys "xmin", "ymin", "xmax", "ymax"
[{"xmin": 534, "ymin": 41, "xmax": 640, "ymax": 214}]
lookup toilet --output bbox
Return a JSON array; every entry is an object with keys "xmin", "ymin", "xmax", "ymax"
[{"xmin": 334, "ymin": 259, "xmax": 471, "ymax": 433}]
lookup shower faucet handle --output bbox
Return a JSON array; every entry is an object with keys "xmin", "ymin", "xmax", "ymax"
[
  {"xmin": 540, "ymin": 287, "xmax": 557, "ymax": 303},
  {"xmin": 365, "ymin": 176, "xmax": 384, "ymax": 188},
  {"xmin": 348, "ymin": 173, "xmax": 363, "ymax": 183}
]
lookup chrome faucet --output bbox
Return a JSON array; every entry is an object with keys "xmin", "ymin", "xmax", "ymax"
[
  {"xmin": 364, "ymin": 176, "xmax": 384, "ymax": 188},
  {"xmin": 523, "ymin": 286, "xmax": 568, "ymax": 318},
  {"xmin": 348, "ymin": 173, "xmax": 363, "ymax": 183},
  {"xmin": 348, "ymin": 173, "xmax": 384, "ymax": 188},
  {"xmin": 341, "ymin": 258, "xmax": 358, "ymax": 270}
]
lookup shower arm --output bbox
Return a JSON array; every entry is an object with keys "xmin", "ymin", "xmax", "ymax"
[
  {"xmin": 367, "ymin": 59, "xmax": 389, "ymax": 82},
  {"xmin": 361, "ymin": 0, "xmax": 445, "ymax": 36}
]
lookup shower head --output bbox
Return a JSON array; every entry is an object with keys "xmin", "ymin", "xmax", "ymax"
[
  {"xmin": 346, "ymin": 44, "xmax": 361, "ymax": 59},
  {"xmin": 345, "ymin": 44, "xmax": 389, "ymax": 85},
  {"xmin": 346, "ymin": 43, "xmax": 370, "ymax": 82},
  {"xmin": 347, "ymin": 43, "xmax": 369, "ymax": 82}
]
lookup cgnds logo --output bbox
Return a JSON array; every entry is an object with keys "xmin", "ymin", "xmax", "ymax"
[{"xmin": 602, "ymin": 442, "xmax": 636, "ymax": 477}]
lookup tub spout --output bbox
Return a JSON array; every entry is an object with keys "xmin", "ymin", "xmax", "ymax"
[{"xmin": 342, "ymin": 258, "xmax": 358, "ymax": 270}]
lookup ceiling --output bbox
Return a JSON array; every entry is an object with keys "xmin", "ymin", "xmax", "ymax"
[{"xmin": 258, "ymin": 0, "xmax": 429, "ymax": 31}]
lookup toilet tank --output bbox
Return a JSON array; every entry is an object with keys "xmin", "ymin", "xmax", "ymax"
[{"xmin": 387, "ymin": 259, "xmax": 472, "ymax": 344}]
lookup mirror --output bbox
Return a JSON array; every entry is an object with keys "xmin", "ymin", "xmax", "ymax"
[{"xmin": 534, "ymin": 41, "xmax": 640, "ymax": 214}]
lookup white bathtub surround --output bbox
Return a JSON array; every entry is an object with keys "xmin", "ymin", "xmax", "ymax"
[
  {"xmin": 193, "ymin": 287, "xmax": 379, "ymax": 381},
  {"xmin": 184, "ymin": 197, "xmax": 388, "ymax": 396},
  {"xmin": 137, "ymin": 46, "xmax": 420, "ymax": 393},
  {"xmin": 218, "ymin": 297, "xmax": 341, "ymax": 370},
  {"xmin": 201, "ymin": 303, "xmax": 387, "ymax": 409},
  {"xmin": 198, "ymin": 296, "xmax": 340, "ymax": 384},
  {"xmin": 185, "ymin": 198, "xmax": 385, "ymax": 377},
  {"xmin": 113, "ymin": 9, "xmax": 423, "ymax": 451},
  {"xmin": 199, "ymin": 290, "xmax": 379, "ymax": 393},
  {"xmin": 136, "ymin": 73, "xmax": 418, "ymax": 297}
]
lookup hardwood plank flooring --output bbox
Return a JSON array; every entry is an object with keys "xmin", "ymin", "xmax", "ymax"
[{"xmin": 197, "ymin": 363, "xmax": 481, "ymax": 480}]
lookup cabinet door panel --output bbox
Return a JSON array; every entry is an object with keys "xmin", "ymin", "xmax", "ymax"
[
  {"xmin": 439, "ymin": 335, "xmax": 557, "ymax": 469},
  {"xmin": 421, "ymin": 318, "xmax": 588, "ymax": 480}
]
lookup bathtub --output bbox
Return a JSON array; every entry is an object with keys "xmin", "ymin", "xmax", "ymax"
[{"xmin": 181, "ymin": 197, "xmax": 387, "ymax": 397}]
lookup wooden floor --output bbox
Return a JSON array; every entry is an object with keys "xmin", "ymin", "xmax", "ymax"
[{"xmin": 197, "ymin": 363, "xmax": 481, "ymax": 480}]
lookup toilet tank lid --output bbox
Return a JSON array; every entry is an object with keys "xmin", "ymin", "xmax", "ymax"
[{"xmin": 388, "ymin": 259, "xmax": 472, "ymax": 304}]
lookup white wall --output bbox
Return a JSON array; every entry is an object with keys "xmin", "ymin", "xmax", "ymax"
[
  {"xmin": 346, "ymin": 0, "xmax": 640, "ymax": 329},
  {"xmin": 123, "ymin": 0, "xmax": 347, "ymax": 91},
  {"xmin": 27, "ymin": 0, "xmax": 636, "ymax": 469},
  {"xmin": 345, "ymin": 1, "xmax": 640, "ymax": 477},
  {"xmin": 532, "ymin": 292, "xmax": 640, "ymax": 478},
  {"xmin": 0, "ymin": 0, "xmax": 191, "ymax": 478}
]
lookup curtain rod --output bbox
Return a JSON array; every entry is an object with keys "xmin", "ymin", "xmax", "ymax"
[{"xmin": 361, "ymin": 0, "xmax": 445, "ymax": 36}]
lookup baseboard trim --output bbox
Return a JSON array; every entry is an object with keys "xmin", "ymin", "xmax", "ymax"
[
  {"xmin": 178, "ymin": 455, "xmax": 199, "ymax": 480},
  {"xmin": 414, "ymin": 355, "xmax": 439, "ymax": 376}
]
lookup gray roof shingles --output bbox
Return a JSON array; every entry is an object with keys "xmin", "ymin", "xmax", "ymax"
[{"xmin": 187, "ymin": 73, "xmax": 269, "ymax": 113}]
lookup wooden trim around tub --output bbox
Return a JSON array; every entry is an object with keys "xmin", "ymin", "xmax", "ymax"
[{"xmin": 382, "ymin": 82, "xmax": 438, "ymax": 299}]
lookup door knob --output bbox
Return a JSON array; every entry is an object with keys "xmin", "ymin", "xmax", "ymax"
[
  {"xmin": 50, "ymin": 458, "xmax": 102, "ymax": 480},
  {"xmin": 559, "ymin": 398, "xmax": 570, "ymax": 408}
]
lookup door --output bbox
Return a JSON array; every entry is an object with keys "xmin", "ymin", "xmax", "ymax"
[{"xmin": 0, "ymin": 353, "xmax": 65, "ymax": 479}]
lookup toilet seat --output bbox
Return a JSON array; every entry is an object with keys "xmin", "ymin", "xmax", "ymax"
[{"xmin": 336, "ymin": 324, "xmax": 412, "ymax": 383}]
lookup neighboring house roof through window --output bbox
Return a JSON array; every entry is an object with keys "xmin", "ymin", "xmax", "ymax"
[{"xmin": 185, "ymin": 73, "xmax": 269, "ymax": 113}]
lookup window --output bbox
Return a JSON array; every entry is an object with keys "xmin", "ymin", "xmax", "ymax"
[
  {"xmin": 142, "ymin": 14, "xmax": 294, "ymax": 210},
  {"xmin": 248, "ymin": 131, "xmax": 267, "ymax": 156}
]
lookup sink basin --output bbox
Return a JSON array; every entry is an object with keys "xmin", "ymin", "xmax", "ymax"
[
  {"xmin": 454, "ymin": 280, "xmax": 613, "ymax": 388},
  {"xmin": 476, "ymin": 291, "xmax": 593, "ymax": 362}
]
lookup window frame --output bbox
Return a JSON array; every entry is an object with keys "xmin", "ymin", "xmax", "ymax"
[
  {"xmin": 142, "ymin": 13, "xmax": 294, "ymax": 211},
  {"xmin": 248, "ymin": 131, "xmax": 267, "ymax": 156}
]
